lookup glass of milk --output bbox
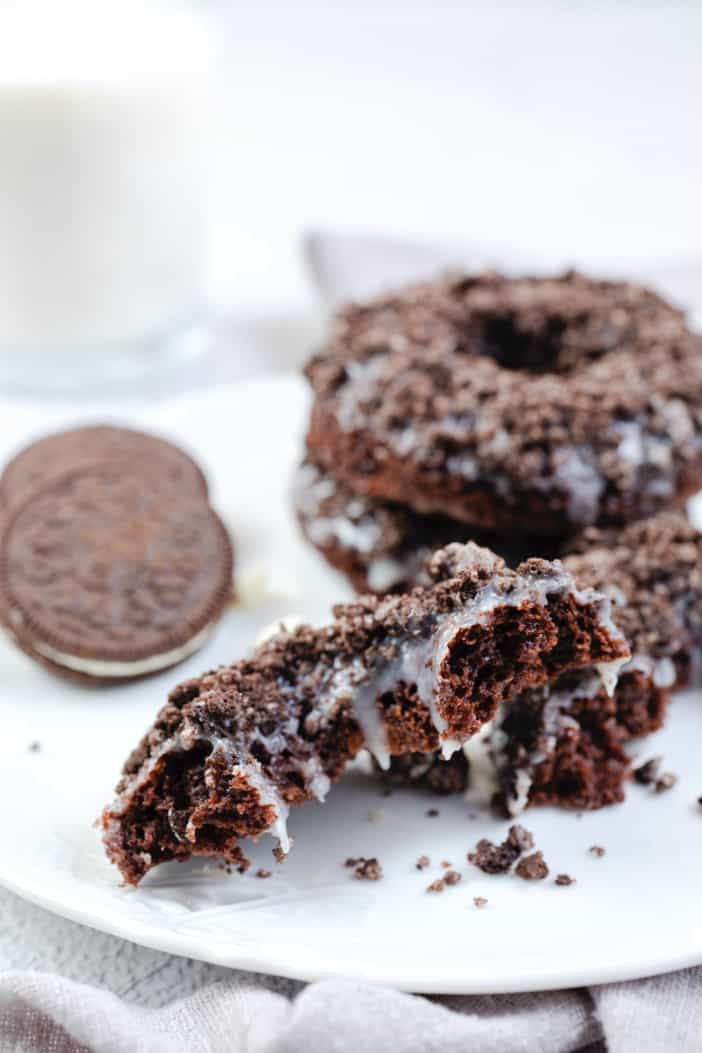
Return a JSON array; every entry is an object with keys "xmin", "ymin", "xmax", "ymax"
[{"xmin": 0, "ymin": 2, "xmax": 212, "ymax": 392}]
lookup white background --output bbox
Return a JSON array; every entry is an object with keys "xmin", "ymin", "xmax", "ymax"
[{"xmin": 206, "ymin": 1, "xmax": 702, "ymax": 315}]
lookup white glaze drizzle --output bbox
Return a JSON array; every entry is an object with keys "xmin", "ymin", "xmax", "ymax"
[{"xmin": 306, "ymin": 567, "xmax": 626, "ymax": 769}]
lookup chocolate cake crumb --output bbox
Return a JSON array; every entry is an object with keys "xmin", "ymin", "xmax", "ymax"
[
  {"xmin": 344, "ymin": 857, "xmax": 360, "ymax": 867},
  {"xmin": 27, "ymin": 741, "xmax": 41, "ymax": 753},
  {"xmin": 256, "ymin": 868, "xmax": 272, "ymax": 879},
  {"xmin": 515, "ymin": 851, "xmax": 549, "ymax": 881},
  {"xmin": 506, "ymin": 824, "xmax": 535, "ymax": 853},
  {"xmin": 634, "ymin": 757, "xmax": 661, "ymax": 785},
  {"xmin": 655, "ymin": 772, "xmax": 678, "ymax": 793},
  {"xmin": 555, "ymin": 874, "xmax": 575, "ymax": 887},
  {"xmin": 427, "ymin": 878, "xmax": 445, "ymax": 893},
  {"xmin": 473, "ymin": 896, "xmax": 488, "ymax": 908},
  {"xmin": 589, "ymin": 845, "xmax": 605, "ymax": 858},
  {"xmin": 440, "ymin": 860, "xmax": 451, "ymax": 869},
  {"xmin": 468, "ymin": 824, "xmax": 534, "ymax": 875},
  {"xmin": 353, "ymin": 857, "xmax": 383, "ymax": 881},
  {"xmin": 444, "ymin": 870, "xmax": 462, "ymax": 886},
  {"xmin": 426, "ymin": 808, "xmax": 439, "ymax": 818},
  {"xmin": 416, "ymin": 855, "xmax": 431, "ymax": 870}
]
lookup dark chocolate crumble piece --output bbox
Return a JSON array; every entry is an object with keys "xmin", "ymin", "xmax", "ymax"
[
  {"xmin": 473, "ymin": 896, "xmax": 488, "ymax": 908},
  {"xmin": 515, "ymin": 851, "xmax": 549, "ymax": 881},
  {"xmin": 353, "ymin": 857, "xmax": 383, "ymax": 881},
  {"xmin": 426, "ymin": 809, "xmax": 439, "ymax": 818},
  {"xmin": 255, "ymin": 868, "xmax": 272, "ymax": 879},
  {"xmin": 416, "ymin": 855, "xmax": 431, "ymax": 870},
  {"xmin": 427, "ymin": 879, "xmax": 445, "ymax": 893},
  {"xmin": 589, "ymin": 845, "xmax": 606, "ymax": 858},
  {"xmin": 555, "ymin": 873, "xmax": 575, "ymax": 886},
  {"xmin": 634, "ymin": 757, "xmax": 662, "ymax": 785},
  {"xmin": 444, "ymin": 870, "xmax": 462, "ymax": 886}
]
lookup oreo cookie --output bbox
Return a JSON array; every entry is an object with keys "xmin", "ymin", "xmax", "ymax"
[
  {"xmin": 0, "ymin": 431, "xmax": 233, "ymax": 682},
  {"xmin": 0, "ymin": 424, "xmax": 208, "ymax": 518}
]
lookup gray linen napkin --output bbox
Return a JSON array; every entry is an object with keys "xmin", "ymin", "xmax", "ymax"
[{"xmin": 2, "ymin": 232, "xmax": 702, "ymax": 1052}]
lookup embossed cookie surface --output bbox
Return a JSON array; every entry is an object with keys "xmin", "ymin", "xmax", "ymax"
[
  {"xmin": 0, "ymin": 425, "xmax": 208, "ymax": 518},
  {"xmin": 0, "ymin": 467, "xmax": 233, "ymax": 680}
]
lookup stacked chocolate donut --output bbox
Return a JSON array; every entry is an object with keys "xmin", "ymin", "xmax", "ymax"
[{"xmin": 296, "ymin": 270, "xmax": 702, "ymax": 810}]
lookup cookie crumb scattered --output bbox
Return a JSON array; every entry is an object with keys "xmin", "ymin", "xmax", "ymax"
[
  {"xmin": 655, "ymin": 772, "xmax": 678, "ymax": 793},
  {"xmin": 444, "ymin": 870, "xmax": 462, "ymax": 886},
  {"xmin": 255, "ymin": 868, "xmax": 272, "ymax": 879},
  {"xmin": 555, "ymin": 873, "xmax": 575, "ymax": 887},
  {"xmin": 353, "ymin": 857, "xmax": 383, "ymax": 881},
  {"xmin": 426, "ymin": 808, "xmax": 439, "ymax": 818},
  {"xmin": 344, "ymin": 857, "xmax": 359, "ymax": 867},
  {"xmin": 506, "ymin": 824, "xmax": 535, "ymax": 853},
  {"xmin": 473, "ymin": 896, "xmax": 488, "ymax": 909},
  {"xmin": 427, "ymin": 878, "xmax": 445, "ymax": 893},
  {"xmin": 468, "ymin": 824, "xmax": 534, "ymax": 874},
  {"xmin": 440, "ymin": 860, "xmax": 452, "ymax": 869},
  {"xmin": 515, "ymin": 851, "xmax": 549, "ymax": 881},
  {"xmin": 589, "ymin": 845, "xmax": 605, "ymax": 858},
  {"xmin": 633, "ymin": 756, "xmax": 661, "ymax": 785},
  {"xmin": 416, "ymin": 855, "xmax": 430, "ymax": 871}
]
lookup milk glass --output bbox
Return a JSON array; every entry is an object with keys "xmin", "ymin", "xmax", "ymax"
[{"xmin": 0, "ymin": 3, "xmax": 212, "ymax": 391}]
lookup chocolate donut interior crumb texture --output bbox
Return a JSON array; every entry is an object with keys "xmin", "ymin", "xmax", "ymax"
[
  {"xmin": 492, "ymin": 511, "xmax": 702, "ymax": 815},
  {"xmin": 102, "ymin": 540, "xmax": 627, "ymax": 884}
]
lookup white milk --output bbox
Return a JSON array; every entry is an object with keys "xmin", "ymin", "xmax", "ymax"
[{"xmin": 0, "ymin": 3, "xmax": 211, "ymax": 384}]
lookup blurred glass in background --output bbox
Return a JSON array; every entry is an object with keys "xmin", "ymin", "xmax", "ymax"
[{"xmin": 0, "ymin": 1, "xmax": 212, "ymax": 392}]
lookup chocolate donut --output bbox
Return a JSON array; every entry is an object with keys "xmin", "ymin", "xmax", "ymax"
[
  {"xmin": 294, "ymin": 458, "xmax": 562, "ymax": 593},
  {"xmin": 102, "ymin": 540, "xmax": 628, "ymax": 884},
  {"xmin": 305, "ymin": 271, "xmax": 700, "ymax": 534}
]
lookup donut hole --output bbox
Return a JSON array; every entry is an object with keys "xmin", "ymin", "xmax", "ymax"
[{"xmin": 475, "ymin": 313, "xmax": 567, "ymax": 373}]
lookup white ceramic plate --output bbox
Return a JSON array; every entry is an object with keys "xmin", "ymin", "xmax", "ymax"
[{"xmin": 1, "ymin": 375, "xmax": 702, "ymax": 994}]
